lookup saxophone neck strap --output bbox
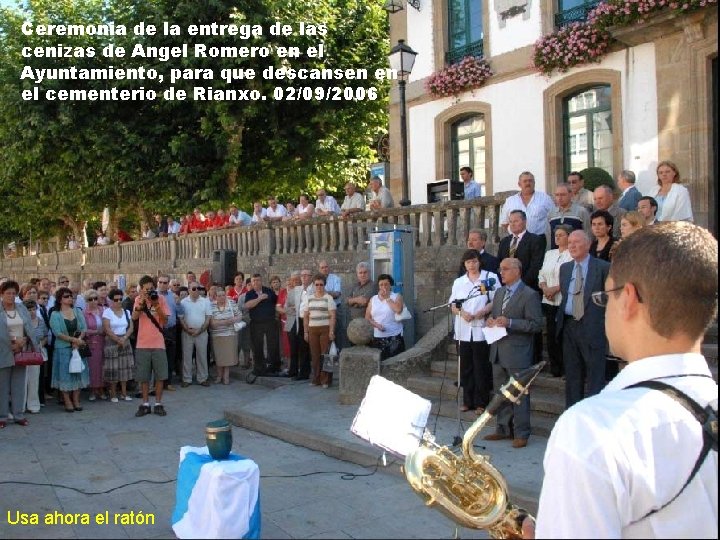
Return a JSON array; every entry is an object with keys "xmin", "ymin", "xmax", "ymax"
[{"xmin": 624, "ymin": 378, "xmax": 718, "ymax": 523}]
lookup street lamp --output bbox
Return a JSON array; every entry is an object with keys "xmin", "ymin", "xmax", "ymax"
[{"xmin": 388, "ymin": 39, "xmax": 417, "ymax": 207}]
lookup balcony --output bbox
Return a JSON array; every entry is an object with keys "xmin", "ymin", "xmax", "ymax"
[
  {"xmin": 554, "ymin": 0, "xmax": 601, "ymax": 28},
  {"xmin": 445, "ymin": 40, "xmax": 484, "ymax": 66}
]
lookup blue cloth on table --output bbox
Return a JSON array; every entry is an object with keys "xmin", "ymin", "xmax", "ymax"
[{"xmin": 172, "ymin": 446, "xmax": 260, "ymax": 539}]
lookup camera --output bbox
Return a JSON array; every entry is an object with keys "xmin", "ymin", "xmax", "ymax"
[{"xmin": 149, "ymin": 290, "xmax": 159, "ymax": 301}]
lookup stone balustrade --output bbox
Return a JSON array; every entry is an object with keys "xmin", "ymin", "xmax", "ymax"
[{"xmin": 0, "ymin": 193, "xmax": 513, "ymax": 275}]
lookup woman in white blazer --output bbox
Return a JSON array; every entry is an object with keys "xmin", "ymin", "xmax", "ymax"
[{"xmin": 646, "ymin": 160, "xmax": 693, "ymax": 222}]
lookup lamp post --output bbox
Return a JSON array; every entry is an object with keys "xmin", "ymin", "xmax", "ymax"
[{"xmin": 388, "ymin": 39, "xmax": 417, "ymax": 207}]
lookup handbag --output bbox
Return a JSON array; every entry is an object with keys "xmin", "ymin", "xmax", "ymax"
[
  {"xmin": 321, "ymin": 341, "xmax": 339, "ymax": 373},
  {"xmin": 394, "ymin": 305, "xmax": 412, "ymax": 322},
  {"xmin": 233, "ymin": 321, "xmax": 247, "ymax": 332},
  {"xmin": 14, "ymin": 351, "xmax": 44, "ymax": 366},
  {"xmin": 68, "ymin": 348, "xmax": 84, "ymax": 373},
  {"xmin": 73, "ymin": 331, "xmax": 92, "ymax": 358}
]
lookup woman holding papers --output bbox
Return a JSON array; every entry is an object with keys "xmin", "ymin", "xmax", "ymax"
[{"xmin": 448, "ymin": 249, "xmax": 499, "ymax": 414}]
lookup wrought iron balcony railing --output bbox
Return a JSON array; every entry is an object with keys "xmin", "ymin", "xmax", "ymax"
[
  {"xmin": 445, "ymin": 40, "xmax": 484, "ymax": 65},
  {"xmin": 554, "ymin": 0, "xmax": 601, "ymax": 28}
]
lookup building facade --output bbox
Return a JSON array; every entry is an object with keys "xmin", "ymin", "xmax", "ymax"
[{"xmin": 386, "ymin": 0, "xmax": 717, "ymax": 233}]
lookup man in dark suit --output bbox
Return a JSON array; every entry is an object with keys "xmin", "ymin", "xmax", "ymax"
[
  {"xmin": 556, "ymin": 230, "xmax": 611, "ymax": 408},
  {"xmin": 457, "ymin": 228, "xmax": 499, "ymax": 276},
  {"xmin": 483, "ymin": 258, "xmax": 543, "ymax": 448},
  {"xmin": 496, "ymin": 210, "xmax": 544, "ymax": 290},
  {"xmin": 617, "ymin": 170, "xmax": 642, "ymax": 212}
]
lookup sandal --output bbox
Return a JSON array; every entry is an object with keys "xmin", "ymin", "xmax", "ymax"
[{"xmin": 15, "ymin": 418, "xmax": 29, "ymax": 426}]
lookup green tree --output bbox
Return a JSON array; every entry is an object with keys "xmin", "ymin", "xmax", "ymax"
[{"xmin": 0, "ymin": 0, "xmax": 389, "ymax": 245}]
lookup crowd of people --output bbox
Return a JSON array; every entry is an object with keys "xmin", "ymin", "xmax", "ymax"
[
  {"xmin": 80, "ymin": 180, "xmax": 395, "ymax": 247},
  {"xmin": 0, "ymin": 256, "xmax": 407, "ymax": 425},
  {"xmin": 448, "ymin": 160, "xmax": 701, "ymax": 450}
]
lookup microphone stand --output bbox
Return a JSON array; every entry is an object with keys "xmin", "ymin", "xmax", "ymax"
[{"xmin": 425, "ymin": 286, "xmax": 486, "ymax": 447}]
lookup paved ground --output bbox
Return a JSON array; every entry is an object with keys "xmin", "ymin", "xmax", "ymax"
[{"xmin": 0, "ymin": 373, "xmax": 546, "ymax": 539}]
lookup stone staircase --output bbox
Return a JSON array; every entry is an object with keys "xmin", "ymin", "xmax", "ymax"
[{"xmin": 405, "ymin": 322, "xmax": 718, "ymax": 438}]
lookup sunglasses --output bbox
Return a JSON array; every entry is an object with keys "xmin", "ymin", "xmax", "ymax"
[
  {"xmin": 190, "ymin": 287, "xmax": 199, "ymax": 291},
  {"xmin": 62, "ymin": 294, "xmax": 72, "ymax": 298},
  {"xmin": 112, "ymin": 297, "xmax": 123, "ymax": 302},
  {"xmin": 158, "ymin": 281, "xmax": 169, "ymax": 284},
  {"xmin": 88, "ymin": 297, "xmax": 99, "ymax": 301}
]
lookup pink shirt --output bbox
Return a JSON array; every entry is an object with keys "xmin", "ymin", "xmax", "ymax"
[{"xmin": 134, "ymin": 294, "xmax": 168, "ymax": 349}]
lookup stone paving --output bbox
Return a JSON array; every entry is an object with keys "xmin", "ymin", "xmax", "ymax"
[{"xmin": 0, "ymin": 377, "xmax": 519, "ymax": 539}]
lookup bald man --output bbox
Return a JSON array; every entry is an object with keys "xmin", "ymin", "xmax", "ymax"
[{"xmin": 555, "ymin": 230, "xmax": 611, "ymax": 408}]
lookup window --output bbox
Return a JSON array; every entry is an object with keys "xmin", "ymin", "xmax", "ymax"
[
  {"xmin": 563, "ymin": 85, "xmax": 613, "ymax": 177},
  {"xmin": 452, "ymin": 115, "xmax": 486, "ymax": 195},
  {"xmin": 555, "ymin": 0, "xmax": 601, "ymax": 28},
  {"xmin": 446, "ymin": 0, "xmax": 484, "ymax": 65}
]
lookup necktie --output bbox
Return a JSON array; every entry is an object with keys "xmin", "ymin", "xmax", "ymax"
[
  {"xmin": 501, "ymin": 289, "xmax": 512, "ymax": 314},
  {"xmin": 509, "ymin": 236, "xmax": 518, "ymax": 258},
  {"xmin": 572, "ymin": 264, "xmax": 584, "ymax": 321}
]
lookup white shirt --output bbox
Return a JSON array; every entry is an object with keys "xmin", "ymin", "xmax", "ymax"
[
  {"xmin": 96, "ymin": 235, "xmax": 110, "ymax": 245},
  {"xmin": 180, "ymin": 296, "xmax": 212, "ymax": 329},
  {"xmin": 315, "ymin": 196, "xmax": 340, "ymax": 215},
  {"xmin": 647, "ymin": 183, "xmax": 694, "ymax": 222},
  {"xmin": 537, "ymin": 353, "xmax": 718, "ymax": 539},
  {"xmin": 500, "ymin": 191, "xmax": 555, "ymax": 236},
  {"xmin": 448, "ymin": 271, "xmax": 498, "ymax": 341},
  {"xmin": 250, "ymin": 208, "xmax": 267, "ymax": 223},
  {"xmin": 266, "ymin": 205, "xmax": 288, "ymax": 219},
  {"xmin": 537, "ymin": 249, "xmax": 573, "ymax": 306},
  {"xmin": 102, "ymin": 307, "xmax": 131, "ymax": 335},
  {"xmin": 369, "ymin": 293, "xmax": 403, "ymax": 338},
  {"xmin": 341, "ymin": 192, "xmax": 365, "ymax": 211},
  {"xmin": 167, "ymin": 221, "xmax": 181, "ymax": 234}
]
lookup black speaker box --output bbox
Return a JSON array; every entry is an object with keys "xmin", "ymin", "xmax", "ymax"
[{"xmin": 211, "ymin": 249, "xmax": 237, "ymax": 286}]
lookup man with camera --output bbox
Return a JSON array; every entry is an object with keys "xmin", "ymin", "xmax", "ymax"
[{"xmin": 132, "ymin": 275, "xmax": 170, "ymax": 417}]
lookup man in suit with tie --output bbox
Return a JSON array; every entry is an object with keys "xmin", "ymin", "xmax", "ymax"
[
  {"xmin": 556, "ymin": 230, "xmax": 611, "ymax": 408},
  {"xmin": 483, "ymin": 258, "xmax": 543, "ymax": 448},
  {"xmin": 617, "ymin": 170, "xmax": 642, "ymax": 212},
  {"xmin": 497, "ymin": 210, "xmax": 544, "ymax": 290}
]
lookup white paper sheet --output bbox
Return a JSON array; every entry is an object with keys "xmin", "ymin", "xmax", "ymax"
[
  {"xmin": 483, "ymin": 325, "xmax": 508, "ymax": 345},
  {"xmin": 350, "ymin": 375, "xmax": 431, "ymax": 458}
]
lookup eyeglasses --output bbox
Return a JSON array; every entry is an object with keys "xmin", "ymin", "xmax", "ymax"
[
  {"xmin": 88, "ymin": 297, "xmax": 99, "ymax": 301},
  {"xmin": 591, "ymin": 284, "xmax": 643, "ymax": 307},
  {"xmin": 190, "ymin": 287, "xmax": 199, "ymax": 291},
  {"xmin": 158, "ymin": 280, "xmax": 169, "ymax": 284},
  {"xmin": 112, "ymin": 297, "xmax": 123, "ymax": 302},
  {"xmin": 62, "ymin": 294, "xmax": 72, "ymax": 299},
  {"xmin": 171, "ymin": 284, "xmax": 180, "ymax": 287}
]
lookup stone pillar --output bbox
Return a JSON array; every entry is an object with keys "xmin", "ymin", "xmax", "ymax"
[
  {"xmin": 338, "ymin": 347, "xmax": 381, "ymax": 405},
  {"xmin": 338, "ymin": 318, "xmax": 381, "ymax": 405}
]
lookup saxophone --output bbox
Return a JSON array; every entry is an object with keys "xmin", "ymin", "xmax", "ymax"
[{"xmin": 404, "ymin": 362, "xmax": 545, "ymax": 539}]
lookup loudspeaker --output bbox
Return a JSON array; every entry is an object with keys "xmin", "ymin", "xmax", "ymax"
[{"xmin": 211, "ymin": 250, "xmax": 237, "ymax": 286}]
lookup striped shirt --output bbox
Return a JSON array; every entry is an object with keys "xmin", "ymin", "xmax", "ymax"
[
  {"xmin": 500, "ymin": 191, "xmax": 555, "ymax": 236},
  {"xmin": 304, "ymin": 294, "xmax": 336, "ymax": 327}
]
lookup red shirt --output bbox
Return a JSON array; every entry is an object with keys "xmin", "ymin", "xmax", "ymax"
[
  {"xmin": 227, "ymin": 285, "xmax": 248, "ymax": 302},
  {"xmin": 189, "ymin": 215, "xmax": 206, "ymax": 232}
]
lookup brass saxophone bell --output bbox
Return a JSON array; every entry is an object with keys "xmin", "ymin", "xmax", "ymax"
[{"xmin": 404, "ymin": 362, "xmax": 546, "ymax": 539}]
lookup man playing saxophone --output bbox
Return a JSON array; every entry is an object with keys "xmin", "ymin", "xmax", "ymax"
[{"xmin": 528, "ymin": 222, "xmax": 718, "ymax": 538}]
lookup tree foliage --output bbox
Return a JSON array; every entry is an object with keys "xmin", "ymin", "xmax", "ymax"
[{"xmin": 0, "ymin": 0, "xmax": 389, "ymax": 244}]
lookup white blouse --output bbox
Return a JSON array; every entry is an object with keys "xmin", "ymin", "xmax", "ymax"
[
  {"xmin": 369, "ymin": 293, "xmax": 404, "ymax": 338},
  {"xmin": 538, "ymin": 249, "xmax": 573, "ymax": 306},
  {"xmin": 448, "ymin": 270, "xmax": 499, "ymax": 342}
]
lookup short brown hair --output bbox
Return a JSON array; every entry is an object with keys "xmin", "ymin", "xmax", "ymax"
[
  {"xmin": 610, "ymin": 222, "xmax": 717, "ymax": 340},
  {"xmin": 656, "ymin": 160, "xmax": 681, "ymax": 186}
]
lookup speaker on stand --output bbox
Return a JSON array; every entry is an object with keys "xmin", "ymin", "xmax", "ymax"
[{"xmin": 211, "ymin": 249, "xmax": 237, "ymax": 286}]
